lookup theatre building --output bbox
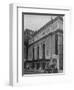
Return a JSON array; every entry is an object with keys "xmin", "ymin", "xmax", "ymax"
[{"xmin": 24, "ymin": 16, "xmax": 63, "ymax": 74}]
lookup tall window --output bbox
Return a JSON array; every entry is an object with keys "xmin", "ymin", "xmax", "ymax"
[
  {"xmin": 55, "ymin": 34, "xmax": 58, "ymax": 55},
  {"xmin": 59, "ymin": 34, "xmax": 63, "ymax": 70},
  {"xmin": 42, "ymin": 44, "xmax": 45, "ymax": 59},
  {"xmin": 37, "ymin": 46, "xmax": 39, "ymax": 60},
  {"xmin": 33, "ymin": 47, "xmax": 34, "ymax": 60}
]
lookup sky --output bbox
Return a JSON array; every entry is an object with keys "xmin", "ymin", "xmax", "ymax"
[{"xmin": 24, "ymin": 14, "xmax": 57, "ymax": 31}]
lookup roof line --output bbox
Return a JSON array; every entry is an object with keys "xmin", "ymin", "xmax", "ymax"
[{"xmin": 33, "ymin": 16, "xmax": 63, "ymax": 36}]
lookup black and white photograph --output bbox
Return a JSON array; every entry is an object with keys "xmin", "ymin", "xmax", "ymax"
[{"xmin": 22, "ymin": 13, "xmax": 64, "ymax": 75}]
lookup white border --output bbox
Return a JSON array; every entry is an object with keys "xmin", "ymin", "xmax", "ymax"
[{"xmin": 9, "ymin": 4, "xmax": 71, "ymax": 86}]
